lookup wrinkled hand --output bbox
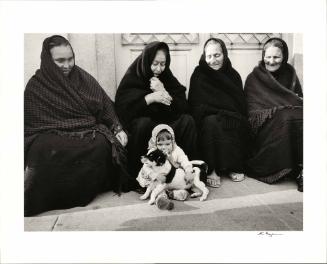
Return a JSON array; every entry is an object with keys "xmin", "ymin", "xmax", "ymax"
[
  {"xmin": 150, "ymin": 77, "xmax": 165, "ymax": 92},
  {"xmin": 115, "ymin": 130, "xmax": 128, "ymax": 147},
  {"xmin": 145, "ymin": 90, "xmax": 172, "ymax": 106}
]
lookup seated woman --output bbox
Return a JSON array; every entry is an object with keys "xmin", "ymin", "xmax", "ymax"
[
  {"xmin": 115, "ymin": 41, "xmax": 197, "ymax": 180},
  {"xmin": 24, "ymin": 35, "xmax": 133, "ymax": 216},
  {"xmin": 244, "ymin": 37, "xmax": 303, "ymax": 191},
  {"xmin": 188, "ymin": 38, "xmax": 250, "ymax": 188}
]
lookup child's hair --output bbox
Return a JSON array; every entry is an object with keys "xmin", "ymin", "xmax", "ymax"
[{"xmin": 156, "ymin": 129, "xmax": 173, "ymax": 142}]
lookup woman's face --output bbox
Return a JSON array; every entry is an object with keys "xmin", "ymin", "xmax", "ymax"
[
  {"xmin": 205, "ymin": 43, "xmax": 224, "ymax": 70},
  {"xmin": 151, "ymin": 50, "xmax": 166, "ymax": 77},
  {"xmin": 264, "ymin": 46, "xmax": 283, "ymax": 72},
  {"xmin": 50, "ymin": 45, "xmax": 75, "ymax": 76}
]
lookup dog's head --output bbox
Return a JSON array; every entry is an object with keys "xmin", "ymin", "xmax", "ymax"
[{"xmin": 141, "ymin": 149, "xmax": 167, "ymax": 167}]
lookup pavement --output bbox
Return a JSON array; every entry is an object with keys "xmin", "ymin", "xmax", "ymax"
[{"xmin": 24, "ymin": 176, "xmax": 303, "ymax": 231}]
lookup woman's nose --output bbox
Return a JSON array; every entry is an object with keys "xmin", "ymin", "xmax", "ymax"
[
  {"xmin": 63, "ymin": 61, "xmax": 69, "ymax": 68},
  {"xmin": 268, "ymin": 58, "xmax": 274, "ymax": 64}
]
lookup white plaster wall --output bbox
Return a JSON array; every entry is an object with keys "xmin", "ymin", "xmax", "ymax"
[
  {"xmin": 24, "ymin": 33, "xmax": 117, "ymax": 99},
  {"xmin": 24, "ymin": 33, "xmax": 68, "ymax": 87},
  {"xmin": 24, "ymin": 33, "xmax": 303, "ymax": 98}
]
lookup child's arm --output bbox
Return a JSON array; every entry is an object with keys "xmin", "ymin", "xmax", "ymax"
[
  {"xmin": 171, "ymin": 147, "xmax": 194, "ymax": 183},
  {"xmin": 174, "ymin": 147, "xmax": 193, "ymax": 172},
  {"xmin": 149, "ymin": 171, "xmax": 166, "ymax": 183}
]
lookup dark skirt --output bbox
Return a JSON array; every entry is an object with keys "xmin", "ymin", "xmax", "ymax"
[
  {"xmin": 198, "ymin": 113, "xmax": 250, "ymax": 174},
  {"xmin": 127, "ymin": 114, "xmax": 198, "ymax": 178},
  {"xmin": 246, "ymin": 107, "xmax": 303, "ymax": 183},
  {"xmin": 24, "ymin": 131, "xmax": 114, "ymax": 216}
]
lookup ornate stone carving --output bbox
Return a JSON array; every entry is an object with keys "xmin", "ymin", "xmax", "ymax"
[
  {"xmin": 121, "ymin": 33, "xmax": 199, "ymax": 45},
  {"xmin": 210, "ymin": 33, "xmax": 282, "ymax": 49}
]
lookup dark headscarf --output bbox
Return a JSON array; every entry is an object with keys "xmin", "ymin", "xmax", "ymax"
[
  {"xmin": 115, "ymin": 41, "xmax": 187, "ymax": 126},
  {"xmin": 188, "ymin": 38, "xmax": 247, "ymax": 126},
  {"xmin": 244, "ymin": 37, "xmax": 303, "ymax": 133},
  {"xmin": 25, "ymin": 35, "xmax": 132, "ymax": 192},
  {"xmin": 260, "ymin": 37, "xmax": 292, "ymax": 87}
]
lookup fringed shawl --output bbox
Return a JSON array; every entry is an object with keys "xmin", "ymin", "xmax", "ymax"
[
  {"xmin": 24, "ymin": 35, "xmax": 132, "ymax": 193},
  {"xmin": 244, "ymin": 62, "xmax": 303, "ymax": 134},
  {"xmin": 188, "ymin": 38, "xmax": 247, "ymax": 127},
  {"xmin": 244, "ymin": 37, "xmax": 303, "ymax": 134},
  {"xmin": 115, "ymin": 41, "xmax": 188, "ymax": 126}
]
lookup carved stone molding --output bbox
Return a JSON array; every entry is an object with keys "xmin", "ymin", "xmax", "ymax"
[
  {"xmin": 210, "ymin": 33, "xmax": 282, "ymax": 49},
  {"xmin": 121, "ymin": 33, "xmax": 199, "ymax": 45}
]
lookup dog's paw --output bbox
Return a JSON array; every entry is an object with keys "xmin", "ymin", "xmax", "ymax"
[
  {"xmin": 148, "ymin": 199, "xmax": 155, "ymax": 205},
  {"xmin": 199, "ymin": 189, "xmax": 209, "ymax": 201},
  {"xmin": 139, "ymin": 194, "xmax": 148, "ymax": 200},
  {"xmin": 199, "ymin": 195, "xmax": 207, "ymax": 201},
  {"xmin": 190, "ymin": 192, "xmax": 201, "ymax": 198}
]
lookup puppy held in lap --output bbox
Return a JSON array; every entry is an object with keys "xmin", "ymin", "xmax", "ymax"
[{"xmin": 137, "ymin": 148, "xmax": 209, "ymax": 205}]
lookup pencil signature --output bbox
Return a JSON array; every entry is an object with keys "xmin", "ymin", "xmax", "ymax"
[{"xmin": 257, "ymin": 231, "xmax": 283, "ymax": 237}]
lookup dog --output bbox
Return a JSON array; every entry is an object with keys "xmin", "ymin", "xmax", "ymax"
[{"xmin": 138, "ymin": 149, "xmax": 209, "ymax": 204}]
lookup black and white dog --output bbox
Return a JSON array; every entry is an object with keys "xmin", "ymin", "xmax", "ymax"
[{"xmin": 138, "ymin": 149, "xmax": 209, "ymax": 204}]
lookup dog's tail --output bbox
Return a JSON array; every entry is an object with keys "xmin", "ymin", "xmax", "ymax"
[{"xmin": 190, "ymin": 160, "xmax": 208, "ymax": 182}]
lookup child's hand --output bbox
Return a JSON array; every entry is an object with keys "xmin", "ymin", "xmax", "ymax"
[{"xmin": 184, "ymin": 170, "xmax": 194, "ymax": 184}]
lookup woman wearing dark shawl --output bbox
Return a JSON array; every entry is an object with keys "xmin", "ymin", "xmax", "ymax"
[
  {"xmin": 24, "ymin": 35, "xmax": 133, "ymax": 216},
  {"xmin": 115, "ymin": 41, "xmax": 197, "ymax": 180},
  {"xmin": 244, "ymin": 37, "xmax": 303, "ymax": 191},
  {"xmin": 188, "ymin": 38, "xmax": 250, "ymax": 187}
]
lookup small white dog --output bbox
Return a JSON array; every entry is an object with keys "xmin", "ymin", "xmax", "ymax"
[{"xmin": 138, "ymin": 149, "xmax": 209, "ymax": 204}]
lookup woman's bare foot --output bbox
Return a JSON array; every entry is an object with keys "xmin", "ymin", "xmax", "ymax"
[
  {"xmin": 229, "ymin": 172, "xmax": 245, "ymax": 182},
  {"xmin": 206, "ymin": 171, "xmax": 221, "ymax": 188}
]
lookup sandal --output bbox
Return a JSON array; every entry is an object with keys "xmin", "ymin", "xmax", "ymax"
[
  {"xmin": 230, "ymin": 172, "xmax": 245, "ymax": 182},
  {"xmin": 206, "ymin": 176, "xmax": 221, "ymax": 188}
]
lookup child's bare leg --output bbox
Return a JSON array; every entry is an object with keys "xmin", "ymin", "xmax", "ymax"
[
  {"xmin": 148, "ymin": 183, "xmax": 167, "ymax": 205},
  {"xmin": 140, "ymin": 184, "xmax": 153, "ymax": 200}
]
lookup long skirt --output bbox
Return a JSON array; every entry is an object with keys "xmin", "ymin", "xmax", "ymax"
[
  {"xmin": 24, "ymin": 131, "xmax": 114, "ymax": 216},
  {"xmin": 198, "ymin": 113, "xmax": 250, "ymax": 175},
  {"xmin": 127, "ymin": 114, "xmax": 198, "ymax": 178},
  {"xmin": 246, "ymin": 108, "xmax": 303, "ymax": 183}
]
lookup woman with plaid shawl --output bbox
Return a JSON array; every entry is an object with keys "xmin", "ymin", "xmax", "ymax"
[{"xmin": 24, "ymin": 35, "xmax": 134, "ymax": 216}]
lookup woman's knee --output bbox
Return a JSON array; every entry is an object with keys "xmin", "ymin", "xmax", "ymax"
[
  {"xmin": 178, "ymin": 114, "xmax": 196, "ymax": 128},
  {"xmin": 202, "ymin": 115, "xmax": 217, "ymax": 127},
  {"xmin": 131, "ymin": 117, "xmax": 154, "ymax": 131}
]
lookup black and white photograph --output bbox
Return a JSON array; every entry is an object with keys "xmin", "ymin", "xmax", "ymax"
[
  {"xmin": 1, "ymin": 0, "xmax": 327, "ymax": 263},
  {"xmin": 23, "ymin": 33, "xmax": 304, "ymax": 231}
]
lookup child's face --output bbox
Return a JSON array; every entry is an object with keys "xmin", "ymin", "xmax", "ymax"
[{"xmin": 156, "ymin": 139, "xmax": 173, "ymax": 155}]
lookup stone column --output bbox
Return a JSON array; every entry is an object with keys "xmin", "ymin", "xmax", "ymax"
[
  {"xmin": 95, "ymin": 34, "xmax": 117, "ymax": 100},
  {"xmin": 68, "ymin": 34, "xmax": 98, "ymax": 80}
]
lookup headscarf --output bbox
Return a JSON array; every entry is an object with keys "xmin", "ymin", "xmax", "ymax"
[
  {"xmin": 244, "ymin": 37, "xmax": 303, "ymax": 134},
  {"xmin": 25, "ymin": 35, "xmax": 132, "ymax": 192},
  {"xmin": 115, "ymin": 41, "xmax": 187, "ymax": 126},
  {"xmin": 260, "ymin": 37, "xmax": 292, "ymax": 87},
  {"xmin": 188, "ymin": 38, "xmax": 247, "ymax": 126},
  {"xmin": 147, "ymin": 124, "xmax": 177, "ymax": 151}
]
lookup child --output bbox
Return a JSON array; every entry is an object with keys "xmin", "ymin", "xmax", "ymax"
[{"xmin": 136, "ymin": 124, "xmax": 194, "ymax": 208}]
